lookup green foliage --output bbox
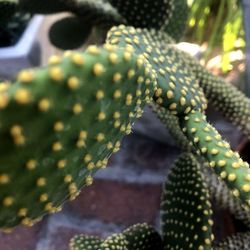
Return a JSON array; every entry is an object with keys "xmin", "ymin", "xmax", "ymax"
[{"xmin": 187, "ymin": 0, "xmax": 245, "ymax": 72}]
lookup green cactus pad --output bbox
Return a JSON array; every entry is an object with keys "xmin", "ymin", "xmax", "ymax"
[
  {"xmin": 161, "ymin": 153, "xmax": 213, "ymax": 249},
  {"xmin": 102, "ymin": 234, "xmax": 128, "ymax": 250},
  {"xmin": 162, "ymin": 0, "xmax": 189, "ymax": 41},
  {"xmin": 69, "ymin": 235, "xmax": 103, "ymax": 250},
  {"xmin": 49, "ymin": 16, "xmax": 92, "ymax": 50},
  {"xmin": 19, "ymin": 0, "xmax": 124, "ymax": 28},
  {"xmin": 180, "ymin": 110, "xmax": 250, "ymax": 209},
  {"xmin": 203, "ymin": 166, "xmax": 250, "ymax": 229},
  {"xmin": 107, "ymin": 25, "xmax": 207, "ymax": 115},
  {"xmin": 0, "ymin": 45, "xmax": 155, "ymax": 229},
  {"xmin": 69, "ymin": 223, "xmax": 163, "ymax": 250},
  {"xmin": 215, "ymin": 232, "xmax": 250, "ymax": 250},
  {"xmin": 107, "ymin": 0, "xmax": 174, "ymax": 29},
  {"xmin": 123, "ymin": 223, "xmax": 164, "ymax": 250},
  {"xmin": 0, "ymin": 0, "xmax": 18, "ymax": 24},
  {"xmin": 175, "ymin": 49, "xmax": 250, "ymax": 138},
  {"xmin": 150, "ymin": 102, "xmax": 192, "ymax": 151}
]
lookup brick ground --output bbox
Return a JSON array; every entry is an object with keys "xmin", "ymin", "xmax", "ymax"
[
  {"xmin": 0, "ymin": 222, "xmax": 43, "ymax": 250},
  {"xmin": 68, "ymin": 180, "xmax": 162, "ymax": 225}
]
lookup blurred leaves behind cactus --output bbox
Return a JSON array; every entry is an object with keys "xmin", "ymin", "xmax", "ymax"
[{"xmin": 187, "ymin": 0, "xmax": 245, "ymax": 73}]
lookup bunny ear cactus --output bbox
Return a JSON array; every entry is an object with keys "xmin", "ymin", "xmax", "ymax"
[
  {"xmin": 203, "ymin": 166, "xmax": 250, "ymax": 229},
  {"xmin": 107, "ymin": 25, "xmax": 208, "ymax": 115},
  {"xmin": 214, "ymin": 232, "xmax": 250, "ymax": 250},
  {"xmin": 0, "ymin": 44, "xmax": 156, "ymax": 230},
  {"xmin": 107, "ymin": 25, "xmax": 250, "ymax": 209},
  {"xmin": 69, "ymin": 223, "xmax": 164, "ymax": 250},
  {"xmin": 180, "ymin": 111, "xmax": 250, "ymax": 209},
  {"xmin": 161, "ymin": 153, "xmax": 214, "ymax": 249},
  {"xmin": 176, "ymin": 50, "xmax": 250, "ymax": 139},
  {"xmin": 18, "ymin": 0, "xmax": 124, "ymax": 28},
  {"xmin": 107, "ymin": 0, "xmax": 174, "ymax": 29},
  {"xmin": 150, "ymin": 102, "xmax": 192, "ymax": 151},
  {"xmin": 162, "ymin": 0, "xmax": 189, "ymax": 41}
]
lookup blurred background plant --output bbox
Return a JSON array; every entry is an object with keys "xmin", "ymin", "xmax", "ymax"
[{"xmin": 186, "ymin": 0, "xmax": 245, "ymax": 77}]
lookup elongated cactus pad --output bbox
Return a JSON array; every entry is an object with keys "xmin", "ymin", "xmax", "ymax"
[
  {"xmin": 0, "ymin": 44, "xmax": 155, "ymax": 229},
  {"xmin": 181, "ymin": 111, "xmax": 250, "ymax": 209},
  {"xmin": 19, "ymin": 0, "xmax": 124, "ymax": 28},
  {"xmin": 69, "ymin": 235, "xmax": 102, "ymax": 250},
  {"xmin": 107, "ymin": 0, "xmax": 174, "ymax": 29},
  {"xmin": 107, "ymin": 25, "xmax": 207, "ymax": 115},
  {"xmin": 162, "ymin": 0, "xmax": 189, "ymax": 41},
  {"xmin": 69, "ymin": 223, "xmax": 163, "ymax": 250},
  {"xmin": 161, "ymin": 153, "xmax": 214, "ymax": 249},
  {"xmin": 150, "ymin": 102, "xmax": 192, "ymax": 151},
  {"xmin": 203, "ymin": 166, "xmax": 250, "ymax": 229},
  {"xmin": 174, "ymin": 49, "xmax": 250, "ymax": 138},
  {"xmin": 215, "ymin": 232, "xmax": 250, "ymax": 250}
]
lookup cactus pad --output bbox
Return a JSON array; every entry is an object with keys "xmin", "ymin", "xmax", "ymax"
[
  {"xmin": 161, "ymin": 153, "xmax": 214, "ymax": 249},
  {"xmin": 107, "ymin": 25, "xmax": 207, "ymax": 115},
  {"xmin": 203, "ymin": 166, "xmax": 250, "ymax": 229},
  {"xmin": 69, "ymin": 223, "xmax": 163, "ymax": 250},
  {"xmin": 181, "ymin": 111, "xmax": 250, "ymax": 209},
  {"xmin": 19, "ymin": 0, "xmax": 124, "ymax": 28},
  {"xmin": 162, "ymin": 0, "xmax": 189, "ymax": 41},
  {"xmin": 215, "ymin": 232, "xmax": 250, "ymax": 249},
  {"xmin": 175, "ymin": 49, "xmax": 250, "ymax": 138},
  {"xmin": 150, "ymin": 102, "xmax": 192, "ymax": 151},
  {"xmin": 0, "ymin": 44, "xmax": 155, "ymax": 229},
  {"xmin": 107, "ymin": 0, "xmax": 174, "ymax": 29}
]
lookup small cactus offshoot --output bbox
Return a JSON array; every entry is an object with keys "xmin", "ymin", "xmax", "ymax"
[
  {"xmin": 161, "ymin": 153, "xmax": 214, "ymax": 250},
  {"xmin": 69, "ymin": 223, "xmax": 163, "ymax": 250}
]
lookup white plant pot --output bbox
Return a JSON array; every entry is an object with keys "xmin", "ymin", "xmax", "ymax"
[{"xmin": 0, "ymin": 15, "xmax": 44, "ymax": 80}]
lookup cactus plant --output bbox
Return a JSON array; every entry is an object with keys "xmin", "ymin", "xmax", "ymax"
[
  {"xmin": 0, "ymin": 45, "xmax": 155, "ymax": 229},
  {"xmin": 161, "ymin": 153, "xmax": 214, "ymax": 249},
  {"xmin": 1, "ymin": 0, "xmax": 250, "ymax": 249},
  {"xmin": 70, "ymin": 223, "xmax": 164, "ymax": 250}
]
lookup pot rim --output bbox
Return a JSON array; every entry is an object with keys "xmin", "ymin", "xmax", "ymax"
[{"xmin": 0, "ymin": 15, "xmax": 43, "ymax": 59}]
